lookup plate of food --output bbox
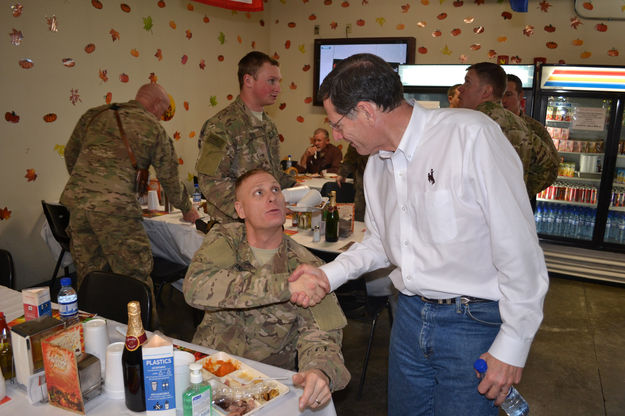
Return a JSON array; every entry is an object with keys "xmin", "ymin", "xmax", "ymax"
[{"xmin": 196, "ymin": 352, "xmax": 289, "ymax": 416}]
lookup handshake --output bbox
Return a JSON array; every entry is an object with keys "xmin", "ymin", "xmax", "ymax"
[{"xmin": 288, "ymin": 264, "xmax": 331, "ymax": 307}]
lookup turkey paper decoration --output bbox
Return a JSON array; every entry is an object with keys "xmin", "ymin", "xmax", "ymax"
[{"xmin": 191, "ymin": 0, "xmax": 263, "ymax": 11}]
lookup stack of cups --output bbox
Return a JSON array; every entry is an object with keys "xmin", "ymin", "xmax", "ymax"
[
  {"xmin": 147, "ymin": 190, "xmax": 160, "ymax": 210},
  {"xmin": 83, "ymin": 318, "xmax": 109, "ymax": 375},
  {"xmin": 104, "ymin": 342, "xmax": 126, "ymax": 399},
  {"xmin": 173, "ymin": 351, "xmax": 195, "ymax": 410}
]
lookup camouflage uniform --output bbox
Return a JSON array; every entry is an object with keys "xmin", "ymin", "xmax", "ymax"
[
  {"xmin": 476, "ymin": 101, "xmax": 556, "ymax": 197},
  {"xmin": 338, "ymin": 144, "xmax": 368, "ymax": 222},
  {"xmin": 522, "ymin": 113, "xmax": 559, "ymax": 194},
  {"xmin": 196, "ymin": 96, "xmax": 295, "ymax": 223},
  {"xmin": 60, "ymin": 100, "xmax": 192, "ymax": 287},
  {"xmin": 183, "ymin": 222, "xmax": 350, "ymax": 391},
  {"xmin": 299, "ymin": 143, "xmax": 343, "ymax": 174}
]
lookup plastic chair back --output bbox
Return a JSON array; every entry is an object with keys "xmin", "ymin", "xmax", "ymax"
[
  {"xmin": 78, "ymin": 271, "xmax": 152, "ymax": 331},
  {"xmin": 0, "ymin": 249, "xmax": 15, "ymax": 289}
]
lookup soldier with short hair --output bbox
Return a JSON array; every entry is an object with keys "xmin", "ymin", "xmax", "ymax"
[
  {"xmin": 196, "ymin": 51, "xmax": 295, "ymax": 223},
  {"xmin": 458, "ymin": 62, "xmax": 557, "ymax": 197},
  {"xmin": 503, "ymin": 73, "xmax": 559, "ymax": 197},
  {"xmin": 183, "ymin": 168, "xmax": 350, "ymax": 410},
  {"xmin": 61, "ymin": 83, "xmax": 200, "ymax": 290}
]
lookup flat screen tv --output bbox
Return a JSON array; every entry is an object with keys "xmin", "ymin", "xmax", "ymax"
[{"xmin": 313, "ymin": 37, "xmax": 416, "ymax": 106}]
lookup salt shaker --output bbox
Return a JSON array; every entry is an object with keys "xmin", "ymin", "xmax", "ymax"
[{"xmin": 313, "ymin": 225, "xmax": 320, "ymax": 242}]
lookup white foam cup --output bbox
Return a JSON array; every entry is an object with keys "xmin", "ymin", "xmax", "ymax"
[
  {"xmin": 83, "ymin": 318, "xmax": 109, "ymax": 375},
  {"xmin": 104, "ymin": 342, "xmax": 125, "ymax": 399},
  {"xmin": 173, "ymin": 350, "xmax": 195, "ymax": 411},
  {"xmin": 282, "ymin": 186, "xmax": 310, "ymax": 204},
  {"xmin": 147, "ymin": 190, "xmax": 160, "ymax": 210},
  {"xmin": 296, "ymin": 189, "xmax": 322, "ymax": 207}
]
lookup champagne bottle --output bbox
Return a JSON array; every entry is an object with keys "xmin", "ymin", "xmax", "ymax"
[
  {"xmin": 122, "ymin": 301, "xmax": 148, "ymax": 412},
  {"xmin": 325, "ymin": 190, "xmax": 339, "ymax": 242},
  {"xmin": 0, "ymin": 312, "xmax": 14, "ymax": 380}
]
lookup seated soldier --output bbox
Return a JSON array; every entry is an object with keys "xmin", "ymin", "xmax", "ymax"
[
  {"xmin": 183, "ymin": 168, "xmax": 350, "ymax": 410},
  {"xmin": 298, "ymin": 128, "xmax": 342, "ymax": 174}
]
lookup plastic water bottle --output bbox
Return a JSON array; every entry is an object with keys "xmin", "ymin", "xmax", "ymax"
[
  {"xmin": 534, "ymin": 203, "xmax": 543, "ymax": 233},
  {"xmin": 286, "ymin": 155, "xmax": 292, "ymax": 169},
  {"xmin": 473, "ymin": 359, "xmax": 529, "ymax": 416},
  {"xmin": 192, "ymin": 184, "xmax": 202, "ymax": 210},
  {"xmin": 58, "ymin": 277, "xmax": 79, "ymax": 325},
  {"xmin": 605, "ymin": 213, "xmax": 613, "ymax": 242}
]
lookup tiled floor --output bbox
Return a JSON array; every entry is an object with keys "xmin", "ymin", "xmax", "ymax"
[{"xmin": 159, "ymin": 275, "xmax": 625, "ymax": 415}]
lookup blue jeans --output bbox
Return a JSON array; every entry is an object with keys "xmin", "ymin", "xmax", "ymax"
[{"xmin": 388, "ymin": 294, "xmax": 501, "ymax": 416}]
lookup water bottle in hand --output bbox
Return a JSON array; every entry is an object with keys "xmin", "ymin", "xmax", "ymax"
[{"xmin": 473, "ymin": 359, "xmax": 529, "ymax": 416}]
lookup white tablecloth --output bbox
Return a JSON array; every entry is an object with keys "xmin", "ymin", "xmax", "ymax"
[
  {"xmin": 287, "ymin": 221, "xmax": 367, "ymax": 255},
  {"xmin": 294, "ymin": 176, "xmax": 352, "ymax": 191},
  {"xmin": 41, "ymin": 212, "xmax": 205, "ymax": 268},
  {"xmin": 0, "ymin": 286, "xmax": 337, "ymax": 416}
]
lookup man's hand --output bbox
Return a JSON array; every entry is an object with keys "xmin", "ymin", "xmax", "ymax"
[
  {"xmin": 288, "ymin": 264, "xmax": 330, "ymax": 307},
  {"xmin": 182, "ymin": 207, "xmax": 201, "ymax": 223},
  {"xmin": 335, "ymin": 175, "xmax": 346, "ymax": 188},
  {"xmin": 305, "ymin": 145, "xmax": 318, "ymax": 157},
  {"xmin": 475, "ymin": 352, "xmax": 523, "ymax": 406},
  {"xmin": 292, "ymin": 369, "xmax": 332, "ymax": 411}
]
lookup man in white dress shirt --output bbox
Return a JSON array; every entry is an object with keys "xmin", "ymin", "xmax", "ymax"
[{"xmin": 289, "ymin": 53, "xmax": 549, "ymax": 415}]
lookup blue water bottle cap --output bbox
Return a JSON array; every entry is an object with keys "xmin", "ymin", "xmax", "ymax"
[
  {"xmin": 60, "ymin": 277, "xmax": 72, "ymax": 286},
  {"xmin": 473, "ymin": 358, "xmax": 487, "ymax": 373}
]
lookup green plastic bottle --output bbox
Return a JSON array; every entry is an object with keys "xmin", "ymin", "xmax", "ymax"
[{"xmin": 182, "ymin": 362, "xmax": 212, "ymax": 416}]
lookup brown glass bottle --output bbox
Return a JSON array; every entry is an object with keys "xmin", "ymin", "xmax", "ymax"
[
  {"xmin": 122, "ymin": 301, "xmax": 147, "ymax": 412},
  {"xmin": 0, "ymin": 312, "xmax": 14, "ymax": 380},
  {"xmin": 325, "ymin": 191, "xmax": 340, "ymax": 242}
]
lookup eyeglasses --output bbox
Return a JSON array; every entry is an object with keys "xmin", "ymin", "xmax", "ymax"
[{"xmin": 327, "ymin": 113, "xmax": 348, "ymax": 130}]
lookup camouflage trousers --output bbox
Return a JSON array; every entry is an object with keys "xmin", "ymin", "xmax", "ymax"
[{"xmin": 67, "ymin": 210, "xmax": 154, "ymax": 288}]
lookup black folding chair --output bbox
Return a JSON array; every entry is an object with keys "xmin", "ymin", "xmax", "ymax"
[
  {"xmin": 41, "ymin": 201, "xmax": 71, "ymax": 290},
  {"xmin": 0, "ymin": 249, "xmax": 15, "ymax": 289},
  {"xmin": 78, "ymin": 271, "xmax": 152, "ymax": 331}
]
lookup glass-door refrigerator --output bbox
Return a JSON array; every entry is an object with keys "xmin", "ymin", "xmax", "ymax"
[
  {"xmin": 398, "ymin": 64, "xmax": 536, "ymax": 112},
  {"xmin": 532, "ymin": 65, "xmax": 625, "ymax": 251}
]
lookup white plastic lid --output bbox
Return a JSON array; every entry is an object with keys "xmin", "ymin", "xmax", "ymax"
[{"xmin": 189, "ymin": 362, "xmax": 202, "ymax": 384}]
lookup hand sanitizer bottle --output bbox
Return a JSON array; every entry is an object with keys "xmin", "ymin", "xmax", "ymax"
[{"xmin": 182, "ymin": 362, "xmax": 212, "ymax": 416}]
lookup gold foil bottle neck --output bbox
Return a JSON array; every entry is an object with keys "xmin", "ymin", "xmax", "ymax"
[{"xmin": 127, "ymin": 301, "xmax": 140, "ymax": 316}]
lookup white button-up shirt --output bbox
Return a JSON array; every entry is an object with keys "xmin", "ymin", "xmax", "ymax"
[{"xmin": 321, "ymin": 102, "xmax": 549, "ymax": 367}]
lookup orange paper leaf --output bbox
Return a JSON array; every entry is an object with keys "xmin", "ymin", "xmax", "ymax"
[{"xmin": 25, "ymin": 169, "xmax": 37, "ymax": 182}]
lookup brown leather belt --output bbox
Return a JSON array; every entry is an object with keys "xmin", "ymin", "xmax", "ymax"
[{"xmin": 419, "ymin": 296, "xmax": 492, "ymax": 305}]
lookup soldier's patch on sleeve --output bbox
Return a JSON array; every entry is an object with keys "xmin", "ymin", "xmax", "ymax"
[
  {"xmin": 310, "ymin": 293, "xmax": 347, "ymax": 331},
  {"xmin": 196, "ymin": 134, "xmax": 227, "ymax": 175}
]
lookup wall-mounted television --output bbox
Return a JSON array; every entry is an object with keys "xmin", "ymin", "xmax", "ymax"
[{"xmin": 313, "ymin": 37, "xmax": 416, "ymax": 106}]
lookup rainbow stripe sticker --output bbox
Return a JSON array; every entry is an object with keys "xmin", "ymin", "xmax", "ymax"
[{"xmin": 540, "ymin": 66, "xmax": 625, "ymax": 92}]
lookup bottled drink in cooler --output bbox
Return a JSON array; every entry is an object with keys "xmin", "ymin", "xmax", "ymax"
[
  {"xmin": 325, "ymin": 190, "xmax": 339, "ymax": 242},
  {"xmin": 474, "ymin": 359, "xmax": 529, "ymax": 416},
  {"xmin": 122, "ymin": 301, "xmax": 147, "ymax": 412},
  {"xmin": 58, "ymin": 277, "xmax": 79, "ymax": 326}
]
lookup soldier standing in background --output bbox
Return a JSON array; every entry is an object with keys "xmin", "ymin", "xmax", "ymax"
[
  {"xmin": 196, "ymin": 51, "xmax": 295, "ymax": 223},
  {"xmin": 503, "ymin": 73, "xmax": 559, "ymax": 204},
  {"xmin": 447, "ymin": 83, "xmax": 461, "ymax": 108},
  {"xmin": 60, "ymin": 83, "xmax": 200, "ymax": 290},
  {"xmin": 458, "ymin": 62, "xmax": 557, "ymax": 198},
  {"xmin": 183, "ymin": 168, "xmax": 350, "ymax": 410},
  {"xmin": 336, "ymin": 143, "xmax": 368, "ymax": 222}
]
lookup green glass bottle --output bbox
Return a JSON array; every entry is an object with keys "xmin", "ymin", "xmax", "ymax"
[{"xmin": 325, "ymin": 191, "xmax": 339, "ymax": 242}]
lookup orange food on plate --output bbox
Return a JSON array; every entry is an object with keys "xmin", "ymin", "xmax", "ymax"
[{"xmin": 203, "ymin": 358, "xmax": 239, "ymax": 377}]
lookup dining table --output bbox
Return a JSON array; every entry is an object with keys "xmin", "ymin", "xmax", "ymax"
[
  {"xmin": 293, "ymin": 175, "xmax": 352, "ymax": 192},
  {"xmin": 0, "ymin": 284, "xmax": 338, "ymax": 416}
]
